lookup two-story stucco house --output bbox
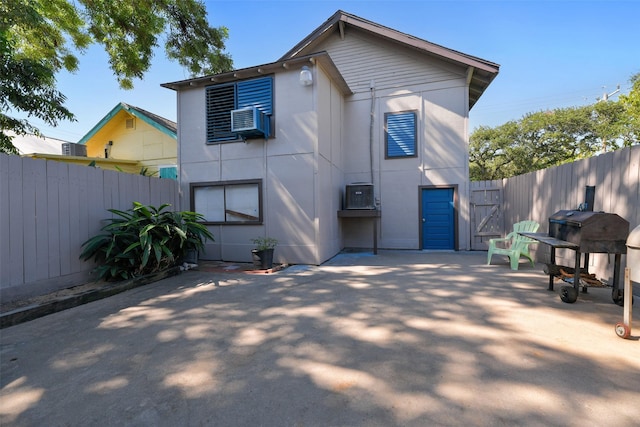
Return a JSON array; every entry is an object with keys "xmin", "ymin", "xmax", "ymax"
[{"xmin": 162, "ymin": 10, "xmax": 499, "ymax": 265}]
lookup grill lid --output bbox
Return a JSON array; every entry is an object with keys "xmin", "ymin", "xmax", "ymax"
[
  {"xmin": 549, "ymin": 210, "xmax": 608, "ymax": 227},
  {"xmin": 548, "ymin": 210, "xmax": 630, "ymax": 253}
]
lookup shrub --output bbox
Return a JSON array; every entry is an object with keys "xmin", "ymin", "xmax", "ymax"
[
  {"xmin": 250, "ymin": 236, "xmax": 278, "ymax": 251},
  {"xmin": 80, "ymin": 202, "xmax": 214, "ymax": 281}
]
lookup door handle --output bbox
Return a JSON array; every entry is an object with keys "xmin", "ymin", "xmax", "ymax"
[{"xmin": 422, "ymin": 218, "xmax": 426, "ymax": 223}]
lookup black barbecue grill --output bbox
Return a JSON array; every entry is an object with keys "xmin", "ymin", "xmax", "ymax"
[
  {"xmin": 548, "ymin": 210, "xmax": 629, "ymax": 254},
  {"xmin": 520, "ymin": 209, "xmax": 630, "ymax": 304}
]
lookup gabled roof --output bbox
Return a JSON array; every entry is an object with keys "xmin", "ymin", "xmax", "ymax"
[
  {"xmin": 280, "ymin": 10, "xmax": 500, "ymax": 109},
  {"xmin": 78, "ymin": 102, "xmax": 177, "ymax": 145},
  {"xmin": 161, "ymin": 51, "xmax": 351, "ymax": 95}
]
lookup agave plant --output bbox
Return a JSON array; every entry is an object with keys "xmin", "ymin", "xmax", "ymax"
[{"xmin": 80, "ymin": 202, "xmax": 214, "ymax": 281}]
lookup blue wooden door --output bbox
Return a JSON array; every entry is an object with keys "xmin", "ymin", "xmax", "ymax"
[{"xmin": 422, "ymin": 188, "xmax": 455, "ymax": 249}]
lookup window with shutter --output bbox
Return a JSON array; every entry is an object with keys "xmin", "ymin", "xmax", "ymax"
[
  {"xmin": 385, "ymin": 111, "xmax": 417, "ymax": 158},
  {"xmin": 206, "ymin": 83, "xmax": 236, "ymax": 142},
  {"xmin": 206, "ymin": 77, "xmax": 273, "ymax": 143}
]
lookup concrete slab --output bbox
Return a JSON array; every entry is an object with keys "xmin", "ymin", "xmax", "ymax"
[{"xmin": 1, "ymin": 251, "xmax": 639, "ymax": 426}]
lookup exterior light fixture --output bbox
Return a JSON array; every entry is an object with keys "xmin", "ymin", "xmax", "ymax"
[{"xmin": 299, "ymin": 66, "xmax": 313, "ymax": 86}]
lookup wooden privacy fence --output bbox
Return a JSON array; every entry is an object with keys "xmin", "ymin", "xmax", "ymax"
[
  {"xmin": 0, "ymin": 154, "xmax": 179, "ymax": 302},
  {"xmin": 474, "ymin": 144, "xmax": 640, "ymax": 283}
]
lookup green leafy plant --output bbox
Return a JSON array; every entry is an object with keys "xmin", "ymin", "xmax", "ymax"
[
  {"xmin": 139, "ymin": 167, "xmax": 158, "ymax": 177},
  {"xmin": 80, "ymin": 202, "xmax": 214, "ymax": 281},
  {"xmin": 251, "ymin": 237, "xmax": 278, "ymax": 251}
]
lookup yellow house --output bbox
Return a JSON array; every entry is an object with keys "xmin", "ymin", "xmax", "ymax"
[{"xmin": 78, "ymin": 102, "xmax": 177, "ymax": 178}]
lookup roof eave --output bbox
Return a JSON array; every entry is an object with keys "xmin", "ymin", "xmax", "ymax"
[
  {"xmin": 279, "ymin": 10, "xmax": 500, "ymax": 109},
  {"xmin": 161, "ymin": 52, "xmax": 352, "ymax": 96},
  {"xmin": 124, "ymin": 105, "xmax": 177, "ymax": 139},
  {"xmin": 78, "ymin": 103, "xmax": 177, "ymax": 145},
  {"xmin": 77, "ymin": 103, "xmax": 126, "ymax": 145},
  {"xmin": 281, "ymin": 10, "xmax": 499, "ymax": 74}
]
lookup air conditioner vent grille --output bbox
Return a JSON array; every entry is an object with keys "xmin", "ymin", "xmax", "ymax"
[
  {"xmin": 62, "ymin": 142, "xmax": 87, "ymax": 157},
  {"xmin": 231, "ymin": 107, "xmax": 269, "ymax": 139},
  {"xmin": 345, "ymin": 184, "xmax": 375, "ymax": 210}
]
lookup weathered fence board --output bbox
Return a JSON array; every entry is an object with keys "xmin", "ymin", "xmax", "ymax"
[{"xmin": 0, "ymin": 154, "xmax": 178, "ymax": 303}]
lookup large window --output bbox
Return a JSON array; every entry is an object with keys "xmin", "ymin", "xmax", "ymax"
[
  {"xmin": 385, "ymin": 111, "xmax": 417, "ymax": 158},
  {"xmin": 190, "ymin": 180, "xmax": 262, "ymax": 225},
  {"xmin": 206, "ymin": 77, "xmax": 273, "ymax": 143}
]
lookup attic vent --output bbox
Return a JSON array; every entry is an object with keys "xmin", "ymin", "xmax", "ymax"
[
  {"xmin": 125, "ymin": 118, "xmax": 135, "ymax": 129},
  {"xmin": 231, "ymin": 107, "xmax": 269, "ymax": 139},
  {"xmin": 62, "ymin": 142, "xmax": 87, "ymax": 157}
]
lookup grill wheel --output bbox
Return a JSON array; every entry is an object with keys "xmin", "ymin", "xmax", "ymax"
[{"xmin": 560, "ymin": 286, "xmax": 578, "ymax": 303}]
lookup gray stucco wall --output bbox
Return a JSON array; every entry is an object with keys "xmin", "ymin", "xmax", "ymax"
[
  {"xmin": 175, "ymin": 26, "xmax": 477, "ymax": 263},
  {"xmin": 176, "ymin": 66, "xmax": 344, "ymax": 265},
  {"xmin": 317, "ymin": 26, "xmax": 473, "ymax": 251}
]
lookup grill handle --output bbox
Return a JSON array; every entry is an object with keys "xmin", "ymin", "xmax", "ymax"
[{"xmin": 549, "ymin": 218, "xmax": 582, "ymax": 227}]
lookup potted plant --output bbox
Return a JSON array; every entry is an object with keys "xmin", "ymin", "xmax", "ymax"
[{"xmin": 250, "ymin": 237, "xmax": 278, "ymax": 270}]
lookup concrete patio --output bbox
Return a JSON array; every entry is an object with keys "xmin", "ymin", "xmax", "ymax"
[{"xmin": 1, "ymin": 251, "xmax": 639, "ymax": 426}]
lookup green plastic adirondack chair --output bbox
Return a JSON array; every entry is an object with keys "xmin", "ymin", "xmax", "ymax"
[{"xmin": 487, "ymin": 220, "xmax": 540, "ymax": 270}]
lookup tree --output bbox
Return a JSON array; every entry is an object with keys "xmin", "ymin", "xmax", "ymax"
[
  {"xmin": 0, "ymin": 0, "xmax": 232, "ymax": 154},
  {"xmin": 470, "ymin": 74, "xmax": 640, "ymax": 181},
  {"xmin": 617, "ymin": 73, "xmax": 640, "ymax": 144},
  {"xmin": 468, "ymin": 122, "xmax": 519, "ymax": 181}
]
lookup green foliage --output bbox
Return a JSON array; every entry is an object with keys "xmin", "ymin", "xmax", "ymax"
[
  {"xmin": 1, "ymin": 0, "xmax": 232, "ymax": 153},
  {"xmin": 80, "ymin": 202, "xmax": 214, "ymax": 281},
  {"xmin": 617, "ymin": 73, "xmax": 640, "ymax": 144},
  {"xmin": 470, "ymin": 74, "xmax": 640, "ymax": 180},
  {"xmin": 138, "ymin": 167, "xmax": 158, "ymax": 177},
  {"xmin": 0, "ymin": 3, "xmax": 76, "ymax": 154},
  {"xmin": 251, "ymin": 237, "xmax": 278, "ymax": 251}
]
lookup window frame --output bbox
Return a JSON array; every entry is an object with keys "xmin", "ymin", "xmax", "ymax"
[
  {"xmin": 205, "ymin": 76, "xmax": 274, "ymax": 144},
  {"xmin": 384, "ymin": 110, "xmax": 418, "ymax": 159},
  {"xmin": 190, "ymin": 179, "xmax": 263, "ymax": 225}
]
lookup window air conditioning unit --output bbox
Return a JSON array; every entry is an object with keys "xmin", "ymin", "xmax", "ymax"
[
  {"xmin": 345, "ymin": 183, "xmax": 375, "ymax": 210},
  {"xmin": 231, "ymin": 106, "xmax": 269, "ymax": 139},
  {"xmin": 62, "ymin": 142, "xmax": 87, "ymax": 157}
]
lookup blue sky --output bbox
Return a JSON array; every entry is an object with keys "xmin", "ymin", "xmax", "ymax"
[{"xmin": 23, "ymin": 0, "xmax": 640, "ymax": 142}]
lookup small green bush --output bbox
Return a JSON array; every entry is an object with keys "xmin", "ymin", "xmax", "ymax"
[
  {"xmin": 80, "ymin": 202, "xmax": 214, "ymax": 281},
  {"xmin": 250, "ymin": 236, "xmax": 278, "ymax": 251}
]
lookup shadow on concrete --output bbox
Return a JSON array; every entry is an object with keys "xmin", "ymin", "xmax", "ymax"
[{"xmin": 1, "ymin": 251, "xmax": 639, "ymax": 426}]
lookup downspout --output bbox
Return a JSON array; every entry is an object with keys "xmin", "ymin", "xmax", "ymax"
[
  {"xmin": 464, "ymin": 67, "xmax": 474, "ymax": 251},
  {"xmin": 369, "ymin": 80, "xmax": 375, "ymax": 185}
]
